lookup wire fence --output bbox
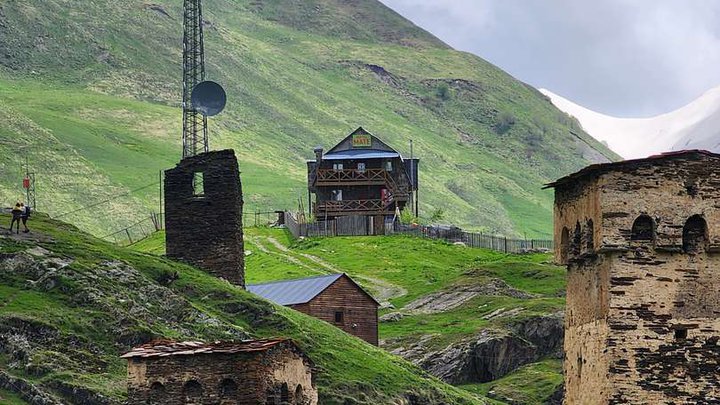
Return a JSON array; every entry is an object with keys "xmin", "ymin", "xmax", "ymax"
[
  {"xmin": 101, "ymin": 212, "xmax": 164, "ymax": 245},
  {"xmin": 285, "ymin": 211, "xmax": 554, "ymax": 254},
  {"xmin": 392, "ymin": 224, "xmax": 553, "ymax": 254}
]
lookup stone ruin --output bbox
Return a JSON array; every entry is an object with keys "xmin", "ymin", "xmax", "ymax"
[
  {"xmin": 548, "ymin": 150, "xmax": 720, "ymax": 404},
  {"xmin": 122, "ymin": 338, "xmax": 317, "ymax": 405},
  {"xmin": 164, "ymin": 149, "xmax": 245, "ymax": 287}
]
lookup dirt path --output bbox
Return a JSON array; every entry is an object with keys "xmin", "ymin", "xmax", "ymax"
[
  {"xmin": 245, "ymin": 235, "xmax": 324, "ymax": 274},
  {"xmin": 262, "ymin": 236, "xmax": 407, "ymax": 303}
]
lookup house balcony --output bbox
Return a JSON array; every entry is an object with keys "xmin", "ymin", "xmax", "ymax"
[
  {"xmin": 315, "ymin": 169, "xmax": 391, "ymax": 187},
  {"xmin": 315, "ymin": 199, "xmax": 395, "ymax": 216}
]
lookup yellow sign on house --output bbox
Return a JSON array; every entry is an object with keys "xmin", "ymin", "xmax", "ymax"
[{"xmin": 352, "ymin": 134, "xmax": 372, "ymax": 148}]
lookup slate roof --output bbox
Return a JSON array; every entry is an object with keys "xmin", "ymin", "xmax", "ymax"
[
  {"xmin": 120, "ymin": 338, "xmax": 290, "ymax": 359},
  {"xmin": 247, "ymin": 273, "xmax": 379, "ymax": 306},
  {"xmin": 544, "ymin": 150, "xmax": 720, "ymax": 189},
  {"xmin": 322, "ymin": 149, "xmax": 400, "ymax": 160}
]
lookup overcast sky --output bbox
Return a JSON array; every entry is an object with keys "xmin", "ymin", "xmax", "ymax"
[{"xmin": 380, "ymin": 0, "xmax": 720, "ymax": 117}]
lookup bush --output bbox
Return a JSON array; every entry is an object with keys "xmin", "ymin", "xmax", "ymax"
[
  {"xmin": 435, "ymin": 82, "xmax": 450, "ymax": 101},
  {"xmin": 494, "ymin": 111, "xmax": 516, "ymax": 134}
]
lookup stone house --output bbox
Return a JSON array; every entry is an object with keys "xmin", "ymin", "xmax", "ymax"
[
  {"xmin": 248, "ymin": 273, "xmax": 380, "ymax": 345},
  {"xmin": 547, "ymin": 150, "xmax": 720, "ymax": 404},
  {"xmin": 122, "ymin": 338, "xmax": 317, "ymax": 405}
]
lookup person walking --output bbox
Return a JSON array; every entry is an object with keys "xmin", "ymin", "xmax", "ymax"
[
  {"xmin": 20, "ymin": 203, "xmax": 31, "ymax": 233},
  {"xmin": 9, "ymin": 201, "xmax": 22, "ymax": 234}
]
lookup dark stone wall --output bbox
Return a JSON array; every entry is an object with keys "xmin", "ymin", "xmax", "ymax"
[
  {"xmin": 164, "ymin": 150, "xmax": 244, "ymax": 287},
  {"xmin": 127, "ymin": 347, "xmax": 316, "ymax": 405}
]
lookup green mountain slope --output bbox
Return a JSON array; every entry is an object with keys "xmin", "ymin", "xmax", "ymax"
[
  {"xmin": 0, "ymin": 213, "xmax": 482, "ymax": 404},
  {"xmin": 0, "ymin": 0, "xmax": 617, "ymax": 237},
  {"xmin": 132, "ymin": 227, "xmax": 566, "ymax": 404}
]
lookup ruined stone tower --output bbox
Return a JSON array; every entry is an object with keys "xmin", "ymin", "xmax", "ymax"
[
  {"xmin": 165, "ymin": 150, "xmax": 244, "ymax": 287},
  {"xmin": 548, "ymin": 150, "xmax": 720, "ymax": 404}
]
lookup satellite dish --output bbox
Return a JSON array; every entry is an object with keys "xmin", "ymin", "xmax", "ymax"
[{"xmin": 191, "ymin": 81, "xmax": 226, "ymax": 116}]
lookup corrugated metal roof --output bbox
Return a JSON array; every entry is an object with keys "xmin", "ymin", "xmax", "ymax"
[
  {"xmin": 120, "ymin": 338, "xmax": 290, "ymax": 359},
  {"xmin": 322, "ymin": 149, "xmax": 400, "ymax": 160},
  {"xmin": 247, "ymin": 273, "xmax": 344, "ymax": 305},
  {"xmin": 544, "ymin": 149, "xmax": 720, "ymax": 189}
]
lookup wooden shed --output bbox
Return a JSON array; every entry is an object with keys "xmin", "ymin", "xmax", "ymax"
[{"xmin": 248, "ymin": 274, "xmax": 380, "ymax": 345}]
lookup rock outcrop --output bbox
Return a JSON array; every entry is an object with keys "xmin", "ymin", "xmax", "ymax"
[{"xmin": 393, "ymin": 313, "xmax": 564, "ymax": 384}]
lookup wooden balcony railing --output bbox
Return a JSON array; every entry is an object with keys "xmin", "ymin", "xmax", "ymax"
[
  {"xmin": 316, "ymin": 168, "xmax": 388, "ymax": 185},
  {"xmin": 315, "ymin": 199, "xmax": 388, "ymax": 213}
]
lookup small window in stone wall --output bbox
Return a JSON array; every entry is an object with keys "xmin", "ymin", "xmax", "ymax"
[
  {"xmin": 280, "ymin": 383, "xmax": 290, "ymax": 405},
  {"xmin": 193, "ymin": 172, "xmax": 205, "ymax": 197},
  {"xmin": 560, "ymin": 227, "xmax": 570, "ymax": 263},
  {"xmin": 183, "ymin": 380, "xmax": 203, "ymax": 404},
  {"xmin": 683, "ymin": 215, "xmax": 708, "ymax": 253},
  {"xmin": 148, "ymin": 382, "xmax": 165, "ymax": 404},
  {"xmin": 675, "ymin": 328, "xmax": 688, "ymax": 340},
  {"xmin": 294, "ymin": 385, "xmax": 305, "ymax": 405},
  {"xmin": 631, "ymin": 215, "xmax": 655, "ymax": 242},
  {"xmin": 571, "ymin": 222, "xmax": 582, "ymax": 256},
  {"xmin": 584, "ymin": 219, "xmax": 594, "ymax": 251},
  {"xmin": 219, "ymin": 378, "xmax": 237, "ymax": 398}
]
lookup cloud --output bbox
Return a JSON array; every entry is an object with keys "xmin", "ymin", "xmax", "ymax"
[{"xmin": 381, "ymin": 0, "xmax": 720, "ymax": 117}]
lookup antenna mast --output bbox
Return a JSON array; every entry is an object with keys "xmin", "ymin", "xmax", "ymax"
[{"xmin": 182, "ymin": 0, "xmax": 208, "ymax": 158}]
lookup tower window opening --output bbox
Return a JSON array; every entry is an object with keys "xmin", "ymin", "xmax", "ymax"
[
  {"xmin": 682, "ymin": 215, "xmax": 708, "ymax": 253},
  {"xmin": 631, "ymin": 215, "xmax": 655, "ymax": 242},
  {"xmin": 193, "ymin": 172, "xmax": 205, "ymax": 197}
]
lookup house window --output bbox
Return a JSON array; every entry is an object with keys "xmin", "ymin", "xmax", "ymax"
[
  {"xmin": 334, "ymin": 310, "xmax": 344, "ymax": 323},
  {"xmin": 192, "ymin": 172, "xmax": 205, "ymax": 197},
  {"xmin": 333, "ymin": 163, "xmax": 344, "ymax": 171},
  {"xmin": 385, "ymin": 161, "xmax": 393, "ymax": 171},
  {"xmin": 357, "ymin": 162, "xmax": 366, "ymax": 173},
  {"xmin": 331, "ymin": 190, "xmax": 343, "ymax": 201}
]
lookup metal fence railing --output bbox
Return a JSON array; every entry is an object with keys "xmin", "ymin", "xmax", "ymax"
[
  {"xmin": 284, "ymin": 211, "xmax": 554, "ymax": 254},
  {"xmin": 392, "ymin": 224, "xmax": 553, "ymax": 254}
]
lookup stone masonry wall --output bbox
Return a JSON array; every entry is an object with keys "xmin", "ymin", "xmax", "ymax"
[
  {"xmin": 127, "ymin": 346, "xmax": 317, "ymax": 405},
  {"xmin": 164, "ymin": 149, "xmax": 244, "ymax": 287},
  {"xmin": 556, "ymin": 154, "xmax": 720, "ymax": 404}
]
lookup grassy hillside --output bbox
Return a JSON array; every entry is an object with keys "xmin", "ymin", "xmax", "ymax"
[
  {"xmin": 132, "ymin": 227, "xmax": 566, "ymax": 404},
  {"xmin": 0, "ymin": 213, "xmax": 484, "ymax": 404},
  {"xmin": 0, "ymin": 0, "xmax": 617, "ymax": 238}
]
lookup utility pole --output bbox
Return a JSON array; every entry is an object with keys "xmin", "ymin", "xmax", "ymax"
[
  {"xmin": 409, "ymin": 139, "xmax": 417, "ymax": 218},
  {"xmin": 23, "ymin": 156, "xmax": 36, "ymax": 210}
]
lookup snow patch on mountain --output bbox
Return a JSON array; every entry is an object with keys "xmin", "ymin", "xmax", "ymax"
[{"xmin": 540, "ymin": 86, "xmax": 720, "ymax": 159}]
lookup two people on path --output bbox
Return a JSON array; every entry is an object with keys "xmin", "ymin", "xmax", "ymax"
[{"xmin": 9, "ymin": 201, "xmax": 31, "ymax": 234}]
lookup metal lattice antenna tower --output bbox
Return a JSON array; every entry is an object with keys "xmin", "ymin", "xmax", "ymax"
[{"xmin": 182, "ymin": 0, "xmax": 208, "ymax": 158}]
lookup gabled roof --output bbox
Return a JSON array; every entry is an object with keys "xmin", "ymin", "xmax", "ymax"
[
  {"xmin": 247, "ymin": 273, "xmax": 379, "ymax": 306},
  {"xmin": 544, "ymin": 150, "xmax": 720, "ymax": 189},
  {"xmin": 324, "ymin": 127, "xmax": 399, "ymax": 156},
  {"xmin": 120, "ymin": 338, "xmax": 292, "ymax": 359}
]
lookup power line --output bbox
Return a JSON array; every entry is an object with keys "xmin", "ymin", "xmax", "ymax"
[{"xmin": 54, "ymin": 181, "xmax": 159, "ymax": 219}]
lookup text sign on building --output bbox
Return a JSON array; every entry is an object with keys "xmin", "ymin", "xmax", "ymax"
[{"xmin": 352, "ymin": 134, "xmax": 372, "ymax": 148}]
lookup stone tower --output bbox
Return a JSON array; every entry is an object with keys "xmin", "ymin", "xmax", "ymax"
[
  {"xmin": 165, "ymin": 149, "xmax": 245, "ymax": 287},
  {"xmin": 548, "ymin": 150, "xmax": 720, "ymax": 404}
]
